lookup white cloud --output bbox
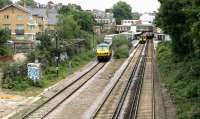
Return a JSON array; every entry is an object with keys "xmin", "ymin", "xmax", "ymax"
[{"xmin": 12, "ymin": 0, "xmax": 160, "ymax": 13}]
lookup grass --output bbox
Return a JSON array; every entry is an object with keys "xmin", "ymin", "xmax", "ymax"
[
  {"xmin": 156, "ymin": 41, "xmax": 200, "ymax": 119},
  {"xmin": 1, "ymin": 50, "xmax": 95, "ymax": 96}
]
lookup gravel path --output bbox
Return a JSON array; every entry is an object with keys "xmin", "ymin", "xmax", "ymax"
[
  {"xmin": 45, "ymin": 59, "xmax": 124, "ymax": 119},
  {"xmin": 153, "ymin": 40, "xmax": 177, "ymax": 119}
]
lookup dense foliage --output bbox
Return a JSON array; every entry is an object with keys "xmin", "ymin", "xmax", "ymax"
[
  {"xmin": 0, "ymin": 28, "xmax": 12, "ymax": 56},
  {"xmin": 0, "ymin": 0, "xmax": 12, "ymax": 8},
  {"xmin": 112, "ymin": 1, "xmax": 132, "ymax": 24},
  {"xmin": 157, "ymin": 42, "xmax": 200, "ymax": 119},
  {"xmin": 0, "ymin": 28, "xmax": 11, "ymax": 43},
  {"xmin": 17, "ymin": 0, "xmax": 37, "ymax": 7},
  {"xmin": 132, "ymin": 12, "xmax": 141, "ymax": 20},
  {"xmin": 112, "ymin": 35, "xmax": 132, "ymax": 58},
  {"xmin": 59, "ymin": 5, "xmax": 95, "ymax": 32},
  {"xmin": 1, "ymin": 3, "xmax": 98, "ymax": 91},
  {"xmin": 155, "ymin": 0, "xmax": 200, "ymax": 58}
]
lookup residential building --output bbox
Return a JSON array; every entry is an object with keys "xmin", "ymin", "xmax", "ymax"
[
  {"xmin": 139, "ymin": 13, "xmax": 155, "ymax": 25},
  {"xmin": 0, "ymin": 4, "xmax": 45, "ymax": 40},
  {"xmin": 92, "ymin": 9, "xmax": 116, "ymax": 32},
  {"xmin": 92, "ymin": 9, "xmax": 115, "ymax": 25},
  {"xmin": 0, "ymin": 4, "xmax": 59, "ymax": 41}
]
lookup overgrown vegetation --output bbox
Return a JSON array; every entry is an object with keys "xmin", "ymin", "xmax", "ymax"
[
  {"xmin": 0, "ymin": 0, "xmax": 12, "ymax": 8},
  {"xmin": 112, "ymin": 35, "xmax": 132, "ymax": 59},
  {"xmin": 156, "ymin": 1, "xmax": 200, "ymax": 118},
  {"xmin": 0, "ymin": 28, "xmax": 12, "ymax": 56},
  {"xmin": 157, "ymin": 42, "xmax": 200, "ymax": 119},
  {"xmin": 155, "ymin": 0, "xmax": 200, "ymax": 58},
  {"xmin": 1, "ymin": 4, "xmax": 97, "ymax": 92}
]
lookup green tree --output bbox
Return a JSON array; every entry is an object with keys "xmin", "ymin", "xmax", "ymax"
[
  {"xmin": 17, "ymin": 0, "xmax": 36, "ymax": 7},
  {"xmin": 36, "ymin": 31, "xmax": 53, "ymax": 51},
  {"xmin": 155, "ymin": 0, "xmax": 196, "ymax": 57},
  {"xmin": 0, "ymin": 28, "xmax": 11, "ymax": 56},
  {"xmin": 59, "ymin": 5, "xmax": 95, "ymax": 32},
  {"xmin": 112, "ymin": 1, "xmax": 132, "ymax": 24},
  {"xmin": 132, "ymin": 12, "xmax": 141, "ymax": 20},
  {"xmin": 0, "ymin": 0, "xmax": 12, "ymax": 8},
  {"xmin": 0, "ymin": 28, "xmax": 11, "ymax": 43},
  {"xmin": 57, "ymin": 15, "xmax": 81, "ymax": 40}
]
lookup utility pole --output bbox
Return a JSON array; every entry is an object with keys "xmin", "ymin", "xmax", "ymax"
[
  {"xmin": 55, "ymin": 33, "xmax": 59, "ymax": 77},
  {"xmin": 93, "ymin": 30, "xmax": 95, "ymax": 52}
]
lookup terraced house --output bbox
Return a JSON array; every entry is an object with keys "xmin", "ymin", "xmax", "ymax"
[{"xmin": 0, "ymin": 4, "xmax": 58, "ymax": 41}]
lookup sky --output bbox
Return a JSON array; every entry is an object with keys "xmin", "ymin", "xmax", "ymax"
[{"xmin": 12, "ymin": 0, "xmax": 160, "ymax": 13}]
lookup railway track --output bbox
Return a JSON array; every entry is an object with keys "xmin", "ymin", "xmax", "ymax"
[
  {"xmin": 134, "ymin": 39, "xmax": 155, "ymax": 119},
  {"xmin": 22, "ymin": 62, "xmax": 106, "ymax": 119},
  {"xmin": 91, "ymin": 43, "xmax": 145, "ymax": 119},
  {"xmin": 120, "ymin": 39, "xmax": 154, "ymax": 119}
]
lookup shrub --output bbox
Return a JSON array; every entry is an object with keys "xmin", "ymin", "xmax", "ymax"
[
  {"xmin": 156, "ymin": 41, "xmax": 200, "ymax": 119},
  {"xmin": 0, "ymin": 46, "xmax": 12, "ymax": 56},
  {"xmin": 114, "ymin": 45, "xmax": 129, "ymax": 59},
  {"xmin": 113, "ymin": 35, "xmax": 131, "ymax": 59}
]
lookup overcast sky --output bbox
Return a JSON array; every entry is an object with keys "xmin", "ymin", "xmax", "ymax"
[{"xmin": 12, "ymin": 0, "xmax": 160, "ymax": 13}]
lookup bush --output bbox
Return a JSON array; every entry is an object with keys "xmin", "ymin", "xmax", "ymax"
[
  {"xmin": 113, "ymin": 35, "xmax": 132, "ymax": 59},
  {"xmin": 0, "ymin": 46, "xmax": 12, "ymax": 56},
  {"xmin": 114, "ymin": 45, "xmax": 129, "ymax": 59},
  {"xmin": 156, "ymin": 41, "xmax": 200, "ymax": 119}
]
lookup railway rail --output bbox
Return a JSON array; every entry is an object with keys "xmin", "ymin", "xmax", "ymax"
[
  {"xmin": 91, "ymin": 43, "xmax": 145, "ymax": 119},
  {"xmin": 134, "ymin": 39, "xmax": 155, "ymax": 119},
  {"xmin": 22, "ymin": 62, "xmax": 106, "ymax": 119}
]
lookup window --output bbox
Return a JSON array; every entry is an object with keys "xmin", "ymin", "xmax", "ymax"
[
  {"xmin": 29, "ymin": 15, "xmax": 33, "ymax": 20},
  {"xmin": 3, "ymin": 24, "xmax": 11, "ymax": 29},
  {"xmin": 16, "ymin": 35, "xmax": 24, "ymax": 40},
  {"xmin": 28, "ymin": 25, "xmax": 35, "ymax": 31},
  {"xmin": 16, "ymin": 24, "xmax": 24, "ymax": 30},
  {"xmin": 27, "ymin": 34, "xmax": 33, "ymax": 40},
  {"xmin": 17, "ymin": 15, "xmax": 23, "ymax": 20},
  {"xmin": 4, "ymin": 15, "xmax": 9, "ymax": 19}
]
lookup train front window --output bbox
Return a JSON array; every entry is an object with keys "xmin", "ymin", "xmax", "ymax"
[{"xmin": 97, "ymin": 44, "xmax": 109, "ymax": 49}]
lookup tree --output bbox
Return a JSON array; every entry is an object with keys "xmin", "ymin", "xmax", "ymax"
[
  {"xmin": 132, "ymin": 12, "xmax": 141, "ymax": 20},
  {"xmin": 36, "ymin": 31, "xmax": 53, "ymax": 51},
  {"xmin": 59, "ymin": 5, "xmax": 95, "ymax": 32},
  {"xmin": 57, "ymin": 15, "xmax": 81, "ymax": 40},
  {"xmin": 0, "ymin": 28, "xmax": 11, "ymax": 43},
  {"xmin": 155, "ymin": 0, "xmax": 195, "ymax": 57},
  {"xmin": 112, "ymin": 1, "xmax": 132, "ymax": 24},
  {"xmin": 0, "ymin": 0, "xmax": 12, "ymax": 8},
  {"xmin": 17, "ymin": 0, "xmax": 36, "ymax": 7},
  {"xmin": 0, "ymin": 28, "xmax": 11, "ymax": 56}
]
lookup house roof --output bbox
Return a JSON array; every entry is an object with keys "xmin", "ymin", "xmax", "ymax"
[
  {"xmin": 0, "ymin": 4, "xmax": 31, "ymax": 13},
  {"xmin": 27, "ymin": 7, "xmax": 58, "ymax": 25},
  {"xmin": 0, "ymin": 4, "xmax": 58, "ymax": 25}
]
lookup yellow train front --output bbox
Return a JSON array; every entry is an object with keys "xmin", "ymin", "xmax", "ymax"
[
  {"xmin": 96, "ymin": 43, "xmax": 112, "ymax": 62},
  {"xmin": 139, "ymin": 37, "xmax": 146, "ymax": 44}
]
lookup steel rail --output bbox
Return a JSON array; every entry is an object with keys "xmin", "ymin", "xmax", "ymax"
[
  {"xmin": 22, "ymin": 62, "xmax": 105, "ymax": 119},
  {"xmin": 130, "ymin": 40, "xmax": 155, "ymax": 119},
  {"xmin": 112, "ymin": 43, "xmax": 146, "ymax": 119},
  {"xmin": 112, "ymin": 41, "xmax": 148, "ymax": 119},
  {"xmin": 91, "ymin": 44, "xmax": 144, "ymax": 119}
]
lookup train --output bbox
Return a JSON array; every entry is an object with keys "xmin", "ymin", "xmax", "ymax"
[
  {"xmin": 139, "ymin": 32, "xmax": 154, "ymax": 44},
  {"xmin": 96, "ymin": 43, "xmax": 112, "ymax": 62}
]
